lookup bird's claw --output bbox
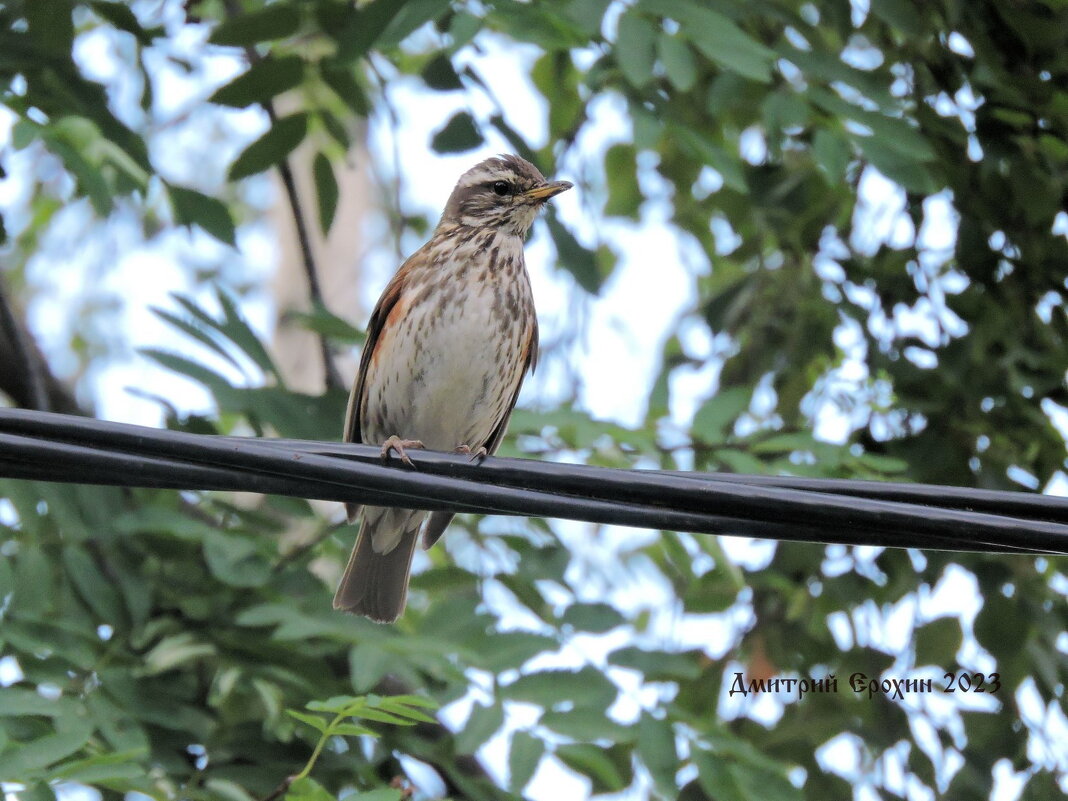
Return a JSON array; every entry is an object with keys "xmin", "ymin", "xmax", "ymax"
[
  {"xmin": 381, "ymin": 436, "xmax": 425, "ymax": 467},
  {"xmin": 453, "ymin": 444, "xmax": 488, "ymax": 463}
]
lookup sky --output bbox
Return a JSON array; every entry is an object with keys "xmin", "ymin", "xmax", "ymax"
[{"xmin": 1, "ymin": 1, "xmax": 1067, "ymax": 800}]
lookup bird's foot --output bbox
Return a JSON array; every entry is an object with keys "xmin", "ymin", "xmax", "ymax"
[
  {"xmin": 453, "ymin": 444, "xmax": 488, "ymax": 463},
  {"xmin": 381, "ymin": 436, "xmax": 425, "ymax": 467}
]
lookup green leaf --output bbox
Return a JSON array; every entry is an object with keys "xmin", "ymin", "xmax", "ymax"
[
  {"xmin": 0, "ymin": 716, "xmax": 95, "ymax": 780},
  {"xmin": 212, "ymin": 289, "xmax": 281, "ymax": 379},
  {"xmin": 329, "ymin": 723, "xmax": 376, "ymax": 736},
  {"xmin": 0, "ymin": 689, "xmax": 80, "ymax": 718},
  {"xmin": 203, "ymin": 531, "xmax": 271, "ymax": 588},
  {"xmin": 348, "ymin": 790, "xmax": 403, "ymax": 801},
  {"xmin": 857, "ymin": 452, "xmax": 909, "ymax": 474},
  {"xmin": 540, "ymin": 710, "xmax": 635, "ymax": 742},
  {"xmin": 560, "ymin": 602, "xmax": 626, "ymax": 633},
  {"xmin": 209, "ymin": 56, "xmax": 305, "ymax": 108},
  {"xmin": 692, "ymin": 386, "xmax": 752, "ymax": 444},
  {"xmin": 421, "ymin": 53, "xmax": 463, "ymax": 90},
  {"xmin": 454, "ymin": 702, "xmax": 504, "ymax": 754},
  {"xmin": 320, "ymin": 61, "xmax": 371, "ymax": 115},
  {"xmin": 563, "ymin": 0, "xmax": 612, "ymax": 35},
  {"xmin": 556, "ymin": 743, "xmax": 631, "ymax": 793},
  {"xmin": 151, "ymin": 307, "xmax": 243, "ymax": 373},
  {"xmin": 531, "ymin": 52, "xmax": 583, "ymax": 139},
  {"xmin": 915, "ymin": 617, "xmax": 963, "ymax": 668},
  {"xmin": 853, "ymin": 134, "xmax": 938, "ymax": 194},
  {"xmin": 608, "ymin": 646, "xmax": 702, "ymax": 680},
  {"xmin": 376, "ymin": 0, "xmax": 452, "ymax": 48},
  {"xmin": 751, "ymin": 431, "xmax": 817, "ymax": 454},
  {"xmin": 12, "ymin": 544, "xmax": 54, "ymax": 615},
  {"xmin": 685, "ymin": 570, "xmax": 741, "ymax": 613},
  {"xmin": 692, "ymin": 746, "xmax": 802, "ymax": 801},
  {"xmin": 509, "ymin": 731, "xmax": 545, "ymax": 792},
  {"xmin": 313, "ymin": 152, "xmax": 339, "ymax": 234},
  {"xmin": 47, "ymin": 749, "xmax": 149, "ymax": 784},
  {"xmin": 674, "ymin": 126, "xmax": 746, "ymax": 192},
  {"xmin": 545, "ymin": 210, "xmax": 602, "ymax": 294},
  {"xmin": 285, "ymin": 776, "xmax": 335, "ymax": 801},
  {"xmin": 812, "ymin": 129, "xmax": 852, "ymax": 183},
  {"xmin": 288, "ymin": 305, "xmax": 366, "ymax": 343},
  {"xmin": 430, "ymin": 110, "xmax": 484, "ymax": 153},
  {"xmin": 168, "ymin": 184, "xmax": 236, "ymax": 245},
  {"xmin": 869, "ymin": 0, "xmax": 927, "ymax": 37},
  {"xmin": 640, "ymin": 0, "xmax": 774, "ymax": 82},
  {"xmin": 500, "ymin": 667, "xmax": 617, "ymax": 711},
  {"xmin": 615, "ymin": 10, "xmax": 657, "ymax": 88},
  {"xmin": 604, "ymin": 143, "xmax": 641, "ymax": 219},
  {"xmin": 89, "ymin": 1, "xmax": 159, "ymax": 46},
  {"xmin": 10, "ymin": 785, "xmax": 55, "ymax": 801},
  {"xmin": 346, "ymin": 707, "xmax": 419, "ymax": 726},
  {"xmin": 304, "ymin": 694, "xmax": 368, "ymax": 714},
  {"xmin": 210, "ymin": 4, "xmax": 301, "ymax": 47},
  {"xmin": 302, "ymin": 693, "xmax": 436, "ymax": 724},
  {"xmin": 142, "ymin": 632, "xmax": 217, "ymax": 674},
  {"xmin": 375, "ymin": 693, "xmax": 439, "ymax": 709},
  {"xmin": 140, "ymin": 348, "xmax": 235, "ymax": 396},
  {"xmin": 658, "ymin": 32, "xmax": 697, "ymax": 92},
  {"xmin": 638, "ymin": 714, "xmax": 678, "ymax": 796},
  {"xmin": 286, "ymin": 710, "xmax": 329, "ymax": 734},
  {"xmin": 228, "ymin": 113, "xmax": 309, "ymax": 181},
  {"xmin": 762, "ymin": 90, "xmax": 810, "ymax": 135},
  {"xmin": 1019, "ymin": 770, "xmax": 1062, "ymax": 801},
  {"xmin": 62, "ymin": 545, "xmax": 125, "ymax": 624},
  {"xmin": 46, "ymin": 137, "xmax": 113, "ymax": 216},
  {"xmin": 473, "ymin": 630, "xmax": 559, "ymax": 672},
  {"xmin": 350, "ymin": 643, "xmax": 392, "ymax": 692},
  {"xmin": 203, "ymin": 780, "xmax": 257, "ymax": 801},
  {"xmin": 335, "ymin": 0, "xmax": 406, "ymax": 62},
  {"xmin": 713, "ymin": 448, "xmax": 765, "ymax": 474}
]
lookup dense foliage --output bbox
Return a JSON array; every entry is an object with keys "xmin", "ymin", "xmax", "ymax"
[{"xmin": 1, "ymin": 1, "xmax": 1065, "ymax": 800}]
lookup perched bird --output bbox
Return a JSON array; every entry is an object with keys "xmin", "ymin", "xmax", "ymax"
[{"xmin": 334, "ymin": 154, "xmax": 572, "ymax": 623}]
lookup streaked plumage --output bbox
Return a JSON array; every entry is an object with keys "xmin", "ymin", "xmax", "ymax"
[{"xmin": 334, "ymin": 154, "xmax": 572, "ymax": 623}]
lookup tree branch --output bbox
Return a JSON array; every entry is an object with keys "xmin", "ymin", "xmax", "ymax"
[
  {"xmin": 271, "ymin": 130, "xmax": 344, "ymax": 392},
  {"xmin": 0, "ymin": 265, "xmax": 80, "ymax": 413},
  {"xmin": 0, "ymin": 269, "xmax": 46, "ymax": 410},
  {"xmin": 221, "ymin": 0, "xmax": 344, "ymax": 393}
]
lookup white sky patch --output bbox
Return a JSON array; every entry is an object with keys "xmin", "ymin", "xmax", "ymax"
[
  {"xmin": 0, "ymin": 655, "xmax": 24, "ymax": 686},
  {"xmin": 581, "ymin": 219, "xmax": 695, "ymax": 425},
  {"xmin": 852, "ymin": 167, "xmax": 915, "ymax": 254}
]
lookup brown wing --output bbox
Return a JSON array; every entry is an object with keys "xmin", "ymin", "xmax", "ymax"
[
  {"xmin": 422, "ymin": 314, "xmax": 539, "ymax": 548},
  {"xmin": 342, "ymin": 259, "xmax": 414, "ymax": 522},
  {"xmin": 482, "ymin": 312, "xmax": 538, "ymax": 455}
]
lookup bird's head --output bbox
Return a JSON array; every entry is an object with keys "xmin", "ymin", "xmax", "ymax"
[{"xmin": 439, "ymin": 154, "xmax": 572, "ymax": 236}]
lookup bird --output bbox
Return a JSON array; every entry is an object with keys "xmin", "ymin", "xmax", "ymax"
[{"xmin": 334, "ymin": 154, "xmax": 572, "ymax": 623}]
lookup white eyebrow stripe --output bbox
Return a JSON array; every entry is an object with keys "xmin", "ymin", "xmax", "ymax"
[{"xmin": 458, "ymin": 166, "xmax": 518, "ymax": 188}]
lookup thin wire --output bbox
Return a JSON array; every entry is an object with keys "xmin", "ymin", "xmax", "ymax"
[{"xmin": 1, "ymin": 409, "xmax": 1066, "ymax": 555}]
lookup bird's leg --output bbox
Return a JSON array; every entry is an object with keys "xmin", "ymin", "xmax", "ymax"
[
  {"xmin": 453, "ymin": 444, "xmax": 489, "ymax": 463},
  {"xmin": 381, "ymin": 435, "xmax": 425, "ymax": 467}
]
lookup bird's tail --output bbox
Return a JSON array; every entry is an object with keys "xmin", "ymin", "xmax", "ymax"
[{"xmin": 333, "ymin": 507, "xmax": 423, "ymax": 623}]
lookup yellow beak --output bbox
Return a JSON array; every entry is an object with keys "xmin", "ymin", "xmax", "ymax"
[{"xmin": 522, "ymin": 180, "xmax": 573, "ymax": 201}]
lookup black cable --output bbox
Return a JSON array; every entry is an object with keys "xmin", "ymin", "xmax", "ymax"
[
  {"xmin": 268, "ymin": 440, "xmax": 1068, "ymax": 523},
  {"xmin": 1, "ymin": 409, "xmax": 1066, "ymax": 555},
  {"xmin": 0, "ymin": 429, "xmax": 893, "ymax": 548},
  {"xmin": 246, "ymin": 439, "xmax": 1068, "ymax": 552},
  {"xmin": 658, "ymin": 471, "xmax": 1068, "ymax": 523}
]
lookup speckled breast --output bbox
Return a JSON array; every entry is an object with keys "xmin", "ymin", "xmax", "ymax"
[{"xmin": 361, "ymin": 230, "xmax": 535, "ymax": 452}]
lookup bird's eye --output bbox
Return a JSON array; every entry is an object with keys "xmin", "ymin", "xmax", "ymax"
[{"xmin": 492, "ymin": 180, "xmax": 510, "ymax": 196}]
